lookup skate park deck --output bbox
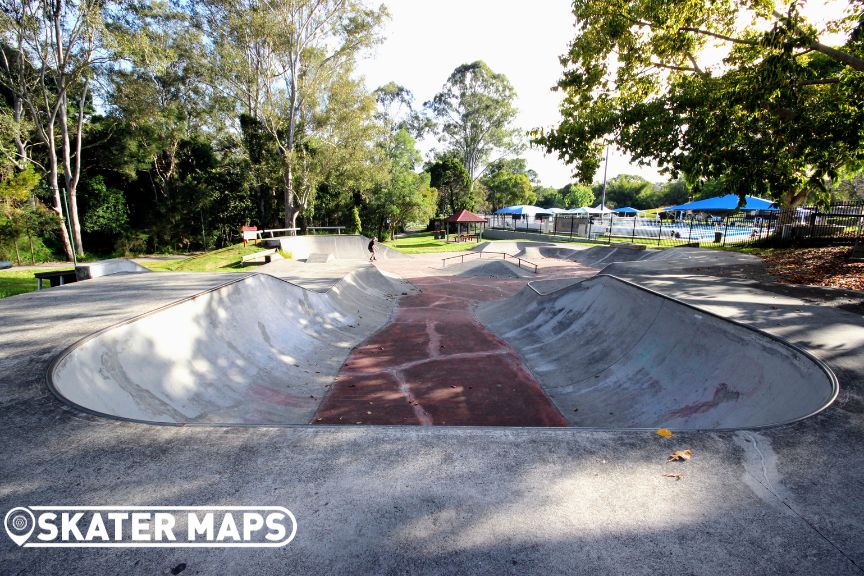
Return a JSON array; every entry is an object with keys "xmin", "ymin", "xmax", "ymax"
[{"xmin": 2, "ymin": 237, "xmax": 864, "ymax": 574}]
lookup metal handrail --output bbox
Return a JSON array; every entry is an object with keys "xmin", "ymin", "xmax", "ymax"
[
  {"xmin": 307, "ymin": 226, "xmax": 345, "ymax": 234},
  {"xmin": 440, "ymin": 250, "xmax": 538, "ymax": 273},
  {"xmin": 260, "ymin": 227, "xmax": 300, "ymax": 238}
]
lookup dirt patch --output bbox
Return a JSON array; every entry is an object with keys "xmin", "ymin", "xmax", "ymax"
[{"xmin": 761, "ymin": 246, "xmax": 864, "ymax": 291}]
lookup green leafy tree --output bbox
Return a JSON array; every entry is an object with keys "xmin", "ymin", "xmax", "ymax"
[
  {"xmin": 204, "ymin": 0, "xmax": 387, "ymax": 228},
  {"xmin": 562, "ymin": 183, "xmax": 595, "ymax": 209},
  {"xmin": 826, "ymin": 167, "xmax": 864, "ymax": 203},
  {"xmin": 638, "ymin": 179, "xmax": 690, "ymax": 208},
  {"xmin": 308, "ymin": 71, "xmax": 385, "ymax": 229},
  {"xmin": 426, "ymin": 61, "xmax": 521, "ymax": 193},
  {"xmin": 0, "ymin": 163, "xmax": 49, "ymax": 264},
  {"xmin": 482, "ymin": 158, "xmax": 536, "ymax": 211},
  {"xmin": 107, "ymin": 5, "xmax": 224, "ymax": 204},
  {"xmin": 534, "ymin": 0, "xmax": 864, "ymax": 209},
  {"xmin": 82, "ymin": 176, "xmax": 128, "ymax": 235},
  {"xmin": 594, "ymin": 174, "xmax": 653, "ymax": 209},
  {"xmin": 374, "ymin": 82, "xmax": 431, "ymax": 138},
  {"xmin": 370, "ymin": 129, "xmax": 437, "ymax": 240},
  {"xmin": 427, "ymin": 153, "xmax": 472, "ymax": 215},
  {"xmin": 0, "ymin": 0, "xmax": 134, "ymax": 258},
  {"xmin": 535, "ymin": 186, "xmax": 561, "ymax": 208},
  {"xmin": 349, "ymin": 206, "xmax": 362, "ymax": 235}
]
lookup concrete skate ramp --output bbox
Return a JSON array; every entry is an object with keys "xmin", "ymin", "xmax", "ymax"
[
  {"xmin": 49, "ymin": 266, "xmax": 399, "ymax": 425},
  {"xmin": 564, "ymin": 245, "xmax": 654, "ymax": 267},
  {"xmin": 602, "ymin": 246, "xmax": 761, "ymax": 275},
  {"xmin": 477, "ymin": 241, "xmax": 656, "ymax": 267},
  {"xmin": 264, "ymin": 235, "xmax": 405, "ymax": 261},
  {"xmin": 476, "ymin": 241, "xmax": 551, "ymax": 258},
  {"xmin": 476, "ymin": 275, "xmax": 837, "ymax": 430},
  {"xmin": 306, "ymin": 252, "xmax": 335, "ymax": 264},
  {"xmin": 76, "ymin": 258, "xmax": 150, "ymax": 280},
  {"xmin": 440, "ymin": 259, "xmax": 532, "ymax": 279}
]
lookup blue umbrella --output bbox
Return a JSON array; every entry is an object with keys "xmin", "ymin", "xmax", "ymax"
[
  {"xmin": 668, "ymin": 194, "xmax": 779, "ymax": 212},
  {"xmin": 613, "ymin": 207, "xmax": 640, "ymax": 214},
  {"xmin": 494, "ymin": 205, "xmax": 554, "ymax": 216}
]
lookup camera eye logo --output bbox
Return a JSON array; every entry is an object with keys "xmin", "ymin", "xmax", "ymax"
[
  {"xmin": 5, "ymin": 508, "xmax": 35, "ymax": 546},
  {"xmin": 4, "ymin": 507, "xmax": 296, "ymax": 548}
]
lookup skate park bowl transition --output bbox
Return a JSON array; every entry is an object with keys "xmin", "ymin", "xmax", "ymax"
[
  {"xmin": 262, "ymin": 234, "xmax": 406, "ymax": 261},
  {"xmin": 475, "ymin": 275, "xmax": 838, "ymax": 430},
  {"xmin": 47, "ymin": 247, "xmax": 837, "ymax": 429},
  {"xmin": 49, "ymin": 266, "xmax": 399, "ymax": 425}
]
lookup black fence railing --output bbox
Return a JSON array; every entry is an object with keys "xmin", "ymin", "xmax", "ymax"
[{"xmin": 548, "ymin": 202, "xmax": 864, "ymax": 248}]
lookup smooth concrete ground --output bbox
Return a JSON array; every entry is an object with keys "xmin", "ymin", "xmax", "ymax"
[{"xmin": 1, "ymin": 244, "xmax": 864, "ymax": 575}]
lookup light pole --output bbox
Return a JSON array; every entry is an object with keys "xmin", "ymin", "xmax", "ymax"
[
  {"xmin": 600, "ymin": 142, "xmax": 610, "ymax": 214},
  {"xmin": 599, "ymin": 142, "xmax": 611, "ymax": 241}
]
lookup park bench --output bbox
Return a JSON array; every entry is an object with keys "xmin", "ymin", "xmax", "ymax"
[
  {"xmin": 457, "ymin": 233, "xmax": 480, "ymax": 242},
  {"xmin": 241, "ymin": 248, "xmax": 277, "ymax": 265},
  {"xmin": 34, "ymin": 270, "xmax": 78, "ymax": 290}
]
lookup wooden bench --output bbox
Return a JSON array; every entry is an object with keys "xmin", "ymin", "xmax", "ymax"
[
  {"xmin": 34, "ymin": 270, "xmax": 78, "ymax": 290},
  {"xmin": 241, "ymin": 248, "xmax": 277, "ymax": 265},
  {"xmin": 457, "ymin": 233, "xmax": 480, "ymax": 243}
]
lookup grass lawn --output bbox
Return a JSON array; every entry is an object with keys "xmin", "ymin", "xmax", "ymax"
[
  {"xmin": 140, "ymin": 243, "xmax": 275, "ymax": 272},
  {"xmin": 0, "ymin": 244, "xmax": 273, "ymax": 300},
  {"xmin": 384, "ymin": 232, "xmax": 488, "ymax": 254},
  {"xmin": 0, "ymin": 269, "xmax": 72, "ymax": 299}
]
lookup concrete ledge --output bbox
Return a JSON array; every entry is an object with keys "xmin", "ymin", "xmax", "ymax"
[{"xmin": 76, "ymin": 258, "xmax": 150, "ymax": 280}]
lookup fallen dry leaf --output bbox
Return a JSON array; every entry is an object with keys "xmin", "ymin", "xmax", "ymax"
[
  {"xmin": 663, "ymin": 473, "xmax": 684, "ymax": 481},
  {"xmin": 762, "ymin": 246, "xmax": 864, "ymax": 291},
  {"xmin": 668, "ymin": 449, "xmax": 693, "ymax": 462},
  {"xmin": 655, "ymin": 428, "xmax": 673, "ymax": 438}
]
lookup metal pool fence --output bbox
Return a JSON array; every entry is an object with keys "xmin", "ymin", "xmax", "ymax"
[{"xmin": 544, "ymin": 202, "xmax": 864, "ymax": 248}]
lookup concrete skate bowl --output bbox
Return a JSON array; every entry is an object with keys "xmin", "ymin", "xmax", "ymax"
[
  {"xmin": 439, "ymin": 259, "xmax": 533, "ymax": 279},
  {"xmin": 476, "ymin": 242, "xmax": 656, "ymax": 267},
  {"xmin": 48, "ymin": 266, "xmax": 399, "ymax": 425},
  {"xmin": 601, "ymin": 246, "xmax": 762, "ymax": 275},
  {"xmin": 475, "ymin": 275, "xmax": 838, "ymax": 430},
  {"xmin": 264, "ymin": 234, "xmax": 406, "ymax": 261}
]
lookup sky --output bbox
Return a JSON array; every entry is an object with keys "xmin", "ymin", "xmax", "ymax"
[
  {"xmin": 355, "ymin": 1, "xmax": 851, "ymax": 189},
  {"xmin": 354, "ymin": 0, "xmax": 667, "ymax": 188}
]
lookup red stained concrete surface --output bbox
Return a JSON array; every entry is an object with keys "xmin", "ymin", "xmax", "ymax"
[{"xmin": 314, "ymin": 254, "xmax": 596, "ymax": 426}]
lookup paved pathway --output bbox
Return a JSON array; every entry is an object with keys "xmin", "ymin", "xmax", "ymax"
[
  {"xmin": 2, "ymin": 248, "xmax": 864, "ymax": 575},
  {"xmin": 315, "ymin": 271, "xmax": 567, "ymax": 426}
]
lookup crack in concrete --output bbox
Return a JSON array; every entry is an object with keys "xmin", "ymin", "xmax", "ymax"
[
  {"xmin": 338, "ymin": 349, "xmax": 511, "ymax": 378},
  {"xmin": 738, "ymin": 431, "xmax": 864, "ymax": 574}
]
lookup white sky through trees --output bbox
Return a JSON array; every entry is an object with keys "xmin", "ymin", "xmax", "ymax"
[
  {"xmin": 357, "ymin": 0, "xmax": 851, "ymax": 188},
  {"xmin": 356, "ymin": 0, "xmax": 665, "ymax": 188}
]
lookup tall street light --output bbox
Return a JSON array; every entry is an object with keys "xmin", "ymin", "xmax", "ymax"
[{"xmin": 600, "ymin": 142, "xmax": 610, "ymax": 216}]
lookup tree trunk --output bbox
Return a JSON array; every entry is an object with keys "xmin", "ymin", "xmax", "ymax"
[
  {"xmin": 13, "ymin": 237, "xmax": 21, "ymax": 266},
  {"xmin": 46, "ymin": 135, "xmax": 75, "ymax": 262},
  {"xmin": 69, "ymin": 190, "xmax": 83, "ymax": 255},
  {"xmin": 59, "ymin": 88, "xmax": 86, "ymax": 255},
  {"xmin": 780, "ymin": 188, "xmax": 809, "ymax": 210},
  {"xmin": 290, "ymin": 208, "xmax": 301, "ymax": 232},
  {"xmin": 283, "ymin": 160, "xmax": 296, "ymax": 233},
  {"xmin": 27, "ymin": 231, "xmax": 34, "ymax": 265}
]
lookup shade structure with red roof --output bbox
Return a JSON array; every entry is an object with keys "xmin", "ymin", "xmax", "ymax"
[
  {"xmin": 446, "ymin": 209, "xmax": 487, "ymax": 223},
  {"xmin": 442, "ymin": 209, "xmax": 487, "ymax": 242}
]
